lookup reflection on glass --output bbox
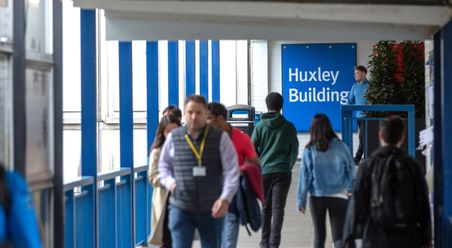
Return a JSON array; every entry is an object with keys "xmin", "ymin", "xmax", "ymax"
[
  {"xmin": 0, "ymin": 0, "xmax": 12, "ymax": 43},
  {"xmin": 32, "ymin": 189, "xmax": 51, "ymax": 248},
  {"xmin": 0, "ymin": 53, "xmax": 11, "ymax": 166},
  {"xmin": 26, "ymin": 66, "xmax": 53, "ymax": 175},
  {"xmin": 25, "ymin": 0, "xmax": 52, "ymax": 54}
]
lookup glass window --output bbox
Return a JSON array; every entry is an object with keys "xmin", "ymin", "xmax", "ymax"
[
  {"xmin": 0, "ymin": 0, "xmax": 13, "ymax": 43},
  {"xmin": 25, "ymin": 0, "xmax": 52, "ymax": 54},
  {"xmin": 0, "ymin": 53, "xmax": 12, "ymax": 166},
  {"xmin": 25, "ymin": 65, "xmax": 53, "ymax": 177}
]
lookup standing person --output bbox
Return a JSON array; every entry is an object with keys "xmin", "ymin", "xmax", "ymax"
[
  {"xmin": 162, "ymin": 105, "xmax": 182, "ymax": 122},
  {"xmin": 148, "ymin": 115, "xmax": 181, "ymax": 247},
  {"xmin": 252, "ymin": 92, "xmax": 299, "ymax": 248},
  {"xmin": 342, "ymin": 116, "xmax": 432, "ymax": 248},
  {"xmin": 158, "ymin": 95, "xmax": 240, "ymax": 248},
  {"xmin": 207, "ymin": 102, "xmax": 260, "ymax": 248},
  {"xmin": 297, "ymin": 114, "xmax": 355, "ymax": 248},
  {"xmin": 347, "ymin": 65, "xmax": 369, "ymax": 165}
]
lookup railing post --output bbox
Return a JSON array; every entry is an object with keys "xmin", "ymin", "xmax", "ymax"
[
  {"xmin": 80, "ymin": 9, "xmax": 97, "ymax": 248},
  {"xmin": 119, "ymin": 41, "xmax": 135, "ymax": 247}
]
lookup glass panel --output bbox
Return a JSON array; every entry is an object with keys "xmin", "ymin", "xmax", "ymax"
[
  {"xmin": 0, "ymin": 0, "xmax": 13, "ymax": 43},
  {"xmin": 25, "ymin": 65, "xmax": 53, "ymax": 176},
  {"xmin": 32, "ymin": 188, "xmax": 52, "ymax": 248},
  {"xmin": 25, "ymin": 0, "xmax": 52, "ymax": 54},
  {"xmin": 0, "ymin": 53, "xmax": 12, "ymax": 167}
]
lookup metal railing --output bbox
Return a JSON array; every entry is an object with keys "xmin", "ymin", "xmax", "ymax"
[
  {"xmin": 64, "ymin": 165, "xmax": 152, "ymax": 248},
  {"xmin": 341, "ymin": 104, "xmax": 416, "ymax": 157}
]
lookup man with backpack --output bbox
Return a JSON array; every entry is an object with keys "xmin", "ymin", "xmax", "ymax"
[{"xmin": 342, "ymin": 115, "xmax": 432, "ymax": 248}]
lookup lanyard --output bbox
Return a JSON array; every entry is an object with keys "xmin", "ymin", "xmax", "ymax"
[{"xmin": 184, "ymin": 126, "xmax": 209, "ymax": 166}]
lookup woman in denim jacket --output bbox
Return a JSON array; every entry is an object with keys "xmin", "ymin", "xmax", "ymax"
[{"xmin": 297, "ymin": 114, "xmax": 355, "ymax": 248}]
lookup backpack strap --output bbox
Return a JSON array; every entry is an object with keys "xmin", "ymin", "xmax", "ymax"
[{"xmin": 0, "ymin": 166, "xmax": 10, "ymax": 214}]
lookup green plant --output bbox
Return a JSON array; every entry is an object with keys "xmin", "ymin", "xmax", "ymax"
[{"xmin": 366, "ymin": 41, "xmax": 425, "ymax": 118}]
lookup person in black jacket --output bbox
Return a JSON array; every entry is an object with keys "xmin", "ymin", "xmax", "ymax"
[{"xmin": 342, "ymin": 115, "xmax": 432, "ymax": 248}]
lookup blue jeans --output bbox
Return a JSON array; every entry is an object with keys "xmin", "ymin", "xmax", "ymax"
[
  {"xmin": 168, "ymin": 204, "xmax": 224, "ymax": 248},
  {"xmin": 221, "ymin": 212, "xmax": 240, "ymax": 248}
]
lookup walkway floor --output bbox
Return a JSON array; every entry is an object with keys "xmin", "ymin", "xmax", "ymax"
[{"xmin": 193, "ymin": 163, "xmax": 335, "ymax": 248}]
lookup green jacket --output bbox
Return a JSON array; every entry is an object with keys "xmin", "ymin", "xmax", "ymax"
[{"xmin": 252, "ymin": 112, "xmax": 299, "ymax": 175}]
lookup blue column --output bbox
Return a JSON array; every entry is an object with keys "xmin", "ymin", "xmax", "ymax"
[
  {"xmin": 80, "ymin": 9, "xmax": 96, "ymax": 248},
  {"xmin": 211, "ymin": 40, "xmax": 220, "ymax": 102},
  {"xmin": 200, "ymin": 40, "xmax": 209, "ymax": 100},
  {"xmin": 440, "ymin": 19, "xmax": 452, "ymax": 248},
  {"xmin": 118, "ymin": 41, "xmax": 134, "ymax": 247},
  {"xmin": 186, "ymin": 40, "xmax": 196, "ymax": 97},
  {"xmin": 168, "ymin": 41, "xmax": 179, "ymax": 106},
  {"xmin": 146, "ymin": 41, "xmax": 159, "ymax": 153},
  {"xmin": 433, "ymin": 29, "xmax": 444, "ymax": 248}
]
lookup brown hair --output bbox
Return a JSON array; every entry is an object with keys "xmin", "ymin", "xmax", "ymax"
[
  {"xmin": 379, "ymin": 115, "xmax": 405, "ymax": 146},
  {"xmin": 306, "ymin": 113, "xmax": 339, "ymax": 152},
  {"xmin": 184, "ymin": 95, "xmax": 207, "ymax": 108},
  {"xmin": 354, "ymin": 65, "xmax": 367, "ymax": 74},
  {"xmin": 151, "ymin": 114, "xmax": 181, "ymax": 150}
]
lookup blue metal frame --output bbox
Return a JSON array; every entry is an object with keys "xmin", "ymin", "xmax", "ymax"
[
  {"xmin": 200, "ymin": 40, "xmax": 209, "ymax": 100},
  {"xmin": 341, "ymin": 104, "xmax": 416, "ymax": 157},
  {"xmin": 440, "ymin": 19, "xmax": 452, "ymax": 248},
  {"xmin": 146, "ymin": 41, "xmax": 159, "ymax": 153},
  {"xmin": 118, "ymin": 41, "xmax": 135, "ymax": 247},
  {"xmin": 433, "ymin": 29, "xmax": 444, "ymax": 248},
  {"xmin": 186, "ymin": 40, "xmax": 196, "ymax": 97},
  {"xmin": 211, "ymin": 40, "xmax": 220, "ymax": 102},
  {"xmin": 146, "ymin": 41, "xmax": 159, "ymax": 242},
  {"xmin": 80, "ymin": 9, "xmax": 97, "ymax": 248},
  {"xmin": 168, "ymin": 41, "xmax": 179, "ymax": 106}
]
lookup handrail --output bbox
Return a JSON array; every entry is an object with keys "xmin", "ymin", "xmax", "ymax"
[
  {"xmin": 97, "ymin": 167, "xmax": 131, "ymax": 181},
  {"xmin": 134, "ymin": 164, "xmax": 148, "ymax": 173},
  {"xmin": 341, "ymin": 104, "xmax": 415, "ymax": 157},
  {"xmin": 64, "ymin": 176, "xmax": 94, "ymax": 191}
]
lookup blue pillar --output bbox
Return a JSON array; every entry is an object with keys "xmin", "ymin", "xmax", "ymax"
[
  {"xmin": 118, "ymin": 41, "xmax": 135, "ymax": 247},
  {"xmin": 440, "ymin": 19, "xmax": 452, "ymax": 248},
  {"xmin": 146, "ymin": 41, "xmax": 159, "ymax": 153},
  {"xmin": 200, "ymin": 40, "xmax": 209, "ymax": 100},
  {"xmin": 168, "ymin": 41, "xmax": 179, "ymax": 106},
  {"xmin": 186, "ymin": 40, "xmax": 196, "ymax": 97},
  {"xmin": 80, "ymin": 9, "xmax": 96, "ymax": 248},
  {"xmin": 433, "ymin": 29, "xmax": 443, "ymax": 248},
  {"xmin": 211, "ymin": 40, "xmax": 220, "ymax": 102},
  {"xmin": 146, "ymin": 41, "xmax": 159, "ymax": 240}
]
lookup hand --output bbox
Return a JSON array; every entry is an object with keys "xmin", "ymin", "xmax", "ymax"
[
  {"xmin": 169, "ymin": 183, "xmax": 176, "ymax": 192},
  {"xmin": 298, "ymin": 208, "xmax": 306, "ymax": 214},
  {"xmin": 211, "ymin": 198, "xmax": 229, "ymax": 218}
]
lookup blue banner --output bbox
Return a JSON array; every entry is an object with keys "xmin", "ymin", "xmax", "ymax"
[{"xmin": 281, "ymin": 43, "xmax": 357, "ymax": 131}]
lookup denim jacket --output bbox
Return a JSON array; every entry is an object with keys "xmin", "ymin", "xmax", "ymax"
[{"xmin": 297, "ymin": 138, "xmax": 355, "ymax": 209}]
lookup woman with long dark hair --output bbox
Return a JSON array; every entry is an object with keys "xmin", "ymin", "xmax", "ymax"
[
  {"xmin": 296, "ymin": 113, "xmax": 355, "ymax": 248},
  {"xmin": 148, "ymin": 114, "xmax": 181, "ymax": 247}
]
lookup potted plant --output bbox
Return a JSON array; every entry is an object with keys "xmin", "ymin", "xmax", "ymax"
[{"xmin": 365, "ymin": 41, "xmax": 426, "ymax": 169}]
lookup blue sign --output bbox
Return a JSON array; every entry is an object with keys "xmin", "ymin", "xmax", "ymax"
[{"xmin": 281, "ymin": 43, "xmax": 357, "ymax": 131}]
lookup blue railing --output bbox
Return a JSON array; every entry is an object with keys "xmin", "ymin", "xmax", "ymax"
[
  {"xmin": 341, "ymin": 104, "xmax": 416, "ymax": 157},
  {"xmin": 64, "ymin": 165, "xmax": 152, "ymax": 248}
]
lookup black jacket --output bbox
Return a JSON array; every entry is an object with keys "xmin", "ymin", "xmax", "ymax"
[{"xmin": 342, "ymin": 146, "xmax": 432, "ymax": 248}]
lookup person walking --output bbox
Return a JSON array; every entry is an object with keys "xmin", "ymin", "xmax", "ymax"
[
  {"xmin": 342, "ymin": 115, "xmax": 432, "ymax": 248},
  {"xmin": 207, "ymin": 102, "xmax": 260, "ymax": 248},
  {"xmin": 297, "ymin": 113, "xmax": 355, "ymax": 248},
  {"xmin": 347, "ymin": 65, "xmax": 369, "ymax": 165},
  {"xmin": 252, "ymin": 92, "xmax": 299, "ymax": 248},
  {"xmin": 158, "ymin": 95, "xmax": 239, "ymax": 248},
  {"xmin": 148, "ymin": 114, "xmax": 181, "ymax": 247}
]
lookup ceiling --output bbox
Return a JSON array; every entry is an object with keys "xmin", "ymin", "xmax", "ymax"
[{"xmin": 73, "ymin": 1, "xmax": 452, "ymax": 40}]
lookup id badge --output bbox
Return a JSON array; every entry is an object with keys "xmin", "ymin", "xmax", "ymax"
[{"xmin": 193, "ymin": 166, "xmax": 206, "ymax": 177}]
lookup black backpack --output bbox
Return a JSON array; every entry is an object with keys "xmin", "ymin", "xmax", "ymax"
[
  {"xmin": 369, "ymin": 151, "xmax": 420, "ymax": 231},
  {"xmin": 0, "ymin": 166, "xmax": 10, "ymax": 213}
]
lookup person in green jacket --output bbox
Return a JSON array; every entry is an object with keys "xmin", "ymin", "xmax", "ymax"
[{"xmin": 252, "ymin": 92, "xmax": 299, "ymax": 248}]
